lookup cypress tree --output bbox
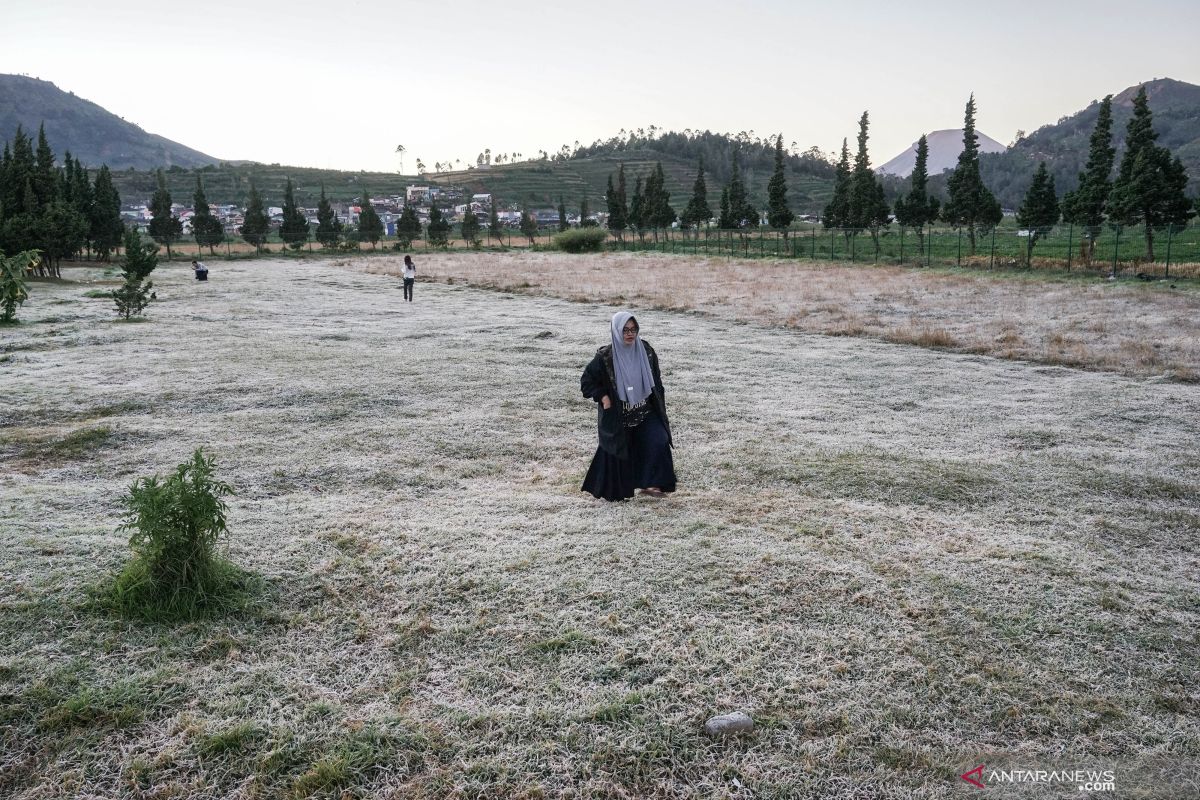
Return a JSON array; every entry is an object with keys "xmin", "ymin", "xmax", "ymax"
[
  {"xmin": 279, "ymin": 178, "xmax": 309, "ymax": 250},
  {"xmin": 580, "ymin": 196, "xmax": 597, "ymax": 228},
  {"xmin": 90, "ymin": 165, "xmax": 124, "ymax": 262},
  {"xmin": 519, "ymin": 205, "xmax": 538, "ymax": 244},
  {"xmin": 718, "ymin": 186, "xmax": 731, "ymax": 229},
  {"xmin": 357, "ymin": 190, "xmax": 384, "ymax": 248},
  {"xmin": 1016, "ymin": 162, "xmax": 1060, "ymax": 263},
  {"xmin": 629, "ymin": 177, "xmax": 645, "ymax": 237},
  {"xmin": 823, "ymin": 139, "xmax": 852, "ymax": 235},
  {"xmin": 33, "ymin": 124, "xmax": 57, "ymax": 210},
  {"xmin": 893, "ymin": 134, "xmax": 940, "ymax": 255},
  {"xmin": 239, "ymin": 182, "xmax": 269, "ymax": 254},
  {"xmin": 191, "ymin": 176, "xmax": 224, "ymax": 255},
  {"xmin": 846, "ymin": 112, "xmax": 890, "ymax": 256},
  {"xmin": 557, "ymin": 196, "xmax": 568, "ymax": 232},
  {"xmin": 426, "ymin": 203, "xmax": 451, "ymax": 247},
  {"xmin": 941, "ymin": 94, "xmax": 1002, "ymax": 254},
  {"xmin": 725, "ymin": 153, "xmax": 756, "ymax": 229},
  {"xmin": 460, "ymin": 201, "xmax": 481, "ymax": 245},
  {"xmin": 394, "ymin": 204, "xmax": 421, "ymax": 249},
  {"xmin": 681, "ymin": 159, "xmax": 712, "ymax": 233},
  {"xmin": 148, "ymin": 169, "xmax": 182, "ymax": 260},
  {"xmin": 1107, "ymin": 86, "xmax": 1197, "ymax": 260},
  {"xmin": 614, "ymin": 166, "xmax": 628, "ymax": 238},
  {"xmin": 1060, "ymin": 95, "xmax": 1114, "ymax": 263},
  {"xmin": 315, "ymin": 184, "xmax": 342, "ymax": 248},
  {"xmin": 766, "ymin": 135, "xmax": 794, "ymax": 235},
  {"xmin": 4, "ymin": 128, "xmax": 36, "ymax": 223},
  {"xmin": 40, "ymin": 201, "xmax": 89, "ymax": 272},
  {"xmin": 488, "ymin": 203, "xmax": 502, "ymax": 244}
]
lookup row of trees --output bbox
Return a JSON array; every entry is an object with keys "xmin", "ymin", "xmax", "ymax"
[{"xmin": 0, "ymin": 124, "xmax": 124, "ymax": 272}]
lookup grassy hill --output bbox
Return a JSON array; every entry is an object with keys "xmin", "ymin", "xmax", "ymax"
[
  {"xmin": 109, "ymin": 148, "xmax": 839, "ymax": 215},
  {"xmin": 971, "ymin": 78, "xmax": 1200, "ymax": 209},
  {"xmin": 0, "ymin": 74, "xmax": 220, "ymax": 170}
]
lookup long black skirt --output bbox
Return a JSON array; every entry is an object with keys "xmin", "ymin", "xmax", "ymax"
[{"xmin": 582, "ymin": 411, "xmax": 677, "ymax": 501}]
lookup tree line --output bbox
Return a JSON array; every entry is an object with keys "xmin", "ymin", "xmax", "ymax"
[{"xmin": 0, "ymin": 124, "xmax": 124, "ymax": 274}]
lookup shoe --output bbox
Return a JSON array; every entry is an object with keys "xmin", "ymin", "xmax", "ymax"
[{"xmin": 640, "ymin": 488, "xmax": 666, "ymax": 498}]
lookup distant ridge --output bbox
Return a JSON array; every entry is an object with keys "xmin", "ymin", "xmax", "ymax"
[
  {"xmin": 0, "ymin": 74, "xmax": 222, "ymax": 170},
  {"xmin": 878, "ymin": 129, "xmax": 1007, "ymax": 178}
]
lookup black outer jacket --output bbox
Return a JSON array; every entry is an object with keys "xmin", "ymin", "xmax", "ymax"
[{"xmin": 580, "ymin": 342, "xmax": 672, "ymax": 460}]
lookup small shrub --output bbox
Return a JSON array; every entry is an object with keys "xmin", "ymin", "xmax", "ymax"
[
  {"xmin": 1, "ymin": 249, "xmax": 39, "ymax": 323},
  {"xmin": 109, "ymin": 448, "xmax": 251, "ymax": 620},
  {"xmin": 552, "ymin": 228, "xmax": 607, "ymax": 253},
  {"xmin": 111, "ymin": 231, "xmax": 157, "ymax": 320}
]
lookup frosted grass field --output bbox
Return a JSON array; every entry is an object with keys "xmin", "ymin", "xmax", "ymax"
[{"xmin": 1, "ymin": 258, "xmax": 1198, "ymax": 798}]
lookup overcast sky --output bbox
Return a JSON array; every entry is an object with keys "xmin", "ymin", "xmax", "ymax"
[{"xmin": 3, "ymin": 0, "xmax": 1198, "ymax": 173}]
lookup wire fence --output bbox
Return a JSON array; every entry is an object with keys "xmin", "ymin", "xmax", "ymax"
[{"xmin": 162, "ymin": 221, "xmax": 1200, "ymax": 278}]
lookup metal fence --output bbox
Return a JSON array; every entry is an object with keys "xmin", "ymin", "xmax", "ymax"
[{"xmin": 168, "ymin": 221, "xmax": 1200, "ymax": 278}]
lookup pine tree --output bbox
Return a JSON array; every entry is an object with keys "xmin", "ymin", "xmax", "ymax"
[
  {"xmin": 1016, "ymin": 162, "xmax": 1060, "ymax": 263},
  {"xmin": 718, "ymin": 187, "xmax": 731, "ymax": 229},
  {"xmin": 315, "ymin": 184, "xmax": 342, "ymax": 248},
  {"xmin": 90, "ymin": 166, "xmax": 124, "ymax": 262},
  {"xmin": 893, "ymin": 134, "xmax": 940, "ymax": 255},
  {"xmin": 279, "ymin": 178, "xmax": 309, "ymax": 250},
  {"xmin": 608, "ymin": 166, "xmax": 628, "ymax": 239},
  {"xmin": 357, "ymin": 190, "xmax": 384, "ymax": 248},
  {"xmin": 148, "ymin": 169, "xmax": 183, "ymax": 260},
  {"xmin": 191, "ymin": 176, "xmax": 224, "ymax": 255},
  {"xmin": 394, "ymin": 204, "xmax": 421, "ymax": 249},
  {"xmin": 519, "ymin": 205, "xmax": 538, "ymax": 244},
  {"xmin": 766, "ymin": 135, "xmax": 794, "ymax": 235},
  {"xmin": 239, "ymin": 182, "xmax": 269, "ymax": 254},
  {"xmin": 1107, "ymin": 86, "xmax": 1197, "ymax": 260},
  {"xmin": 557, "ymin": 196, "xmax": 569, "ymax": 232},
  {"xmin": 1060, "ymin": 95, "xmax": 1114, "ymax": 263},
  {"xmin": 426, "ymin": 203, "xmax": 451, "ymax": 247},
  {"xmin": 460, "ymin": 202, "xmax": 481, "ymax": 245},
  {"xmin": 823, "ymin": 139, "xmax": 851, "ymax": 234},
  {"xmin": 111, "ymin": 229, "xmax": 158, "ymax": 320},
  {"xmin": 648, "ymin": 162, "xmax": 676, "ymax": 233},
  {"xmin": 941, "ymin": 94, "xmax": 1002, "ymax": 254}
]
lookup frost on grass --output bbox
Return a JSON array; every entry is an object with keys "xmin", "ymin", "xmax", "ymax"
[
  {"xmin": 360, "ymin": 250, "xmax": 1200, "ymax": 382},
  {"xmin": 0, "ymin": 258, "xmax": 1198, "ymax": 798}
]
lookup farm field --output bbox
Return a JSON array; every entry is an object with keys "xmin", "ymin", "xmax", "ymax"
[
  {"xmin": 363, "ymin": 250, "xmax": 1200, "ymax": 382},
  {"xmin": 1, "ymin": 259, "xmax": 1198, "ymax": 798}
]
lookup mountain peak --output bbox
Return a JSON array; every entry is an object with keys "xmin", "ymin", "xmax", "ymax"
[
  {"xmin": 877, "ymin": 129, "xmax": 1006, "ymax": 178},
  {"xmin": 0, "ymin": 73, "xmax": 221, "ymax": 169}
]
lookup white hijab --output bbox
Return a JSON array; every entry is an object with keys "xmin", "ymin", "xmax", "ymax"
[{"xmin": 610, "ymin": 311, "xmax": 655, "ymax": 406}]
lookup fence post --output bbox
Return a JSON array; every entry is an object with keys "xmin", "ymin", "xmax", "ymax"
[
  {"xmin": 1111, "ymin": 226, "xmax": 1120, "ymax": 277},
  {"xmin": 926, "ymin": 225, "xmax": 931, "ymax": 268},
  {"xmin": 956, "ymin": 229, "xmax": 962, "ymax": 267},
  {"xmin": 1165, "ymin": 225, "xmax": 1174, "ymax": 278},
  {"xmin": 990, "ymin": 227, "xmax": 996, "ymax": 270},
  {"xmin": 850, "ymin": 233, "xmax": 856, "ymax": 262},
  {"xmin": 1066, "ymin": 223, "xmax": 1072, "ymax": 272},
  {"xmin": 899, "ymin": 227, "xmax": 905, "ymax": 264},
  {"xmin": 811, "ymin": 226, "xmax": 816, "ymax": 259}
]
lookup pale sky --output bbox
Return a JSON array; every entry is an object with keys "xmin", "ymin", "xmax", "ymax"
[{"xmin": 3, "ymin": 0, "xmax": 1198, "ymax": 173}]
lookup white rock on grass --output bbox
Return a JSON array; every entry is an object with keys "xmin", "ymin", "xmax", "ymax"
[{"xmin": 703, "ymin": 711, "xmax": 754, "ymax": 737}]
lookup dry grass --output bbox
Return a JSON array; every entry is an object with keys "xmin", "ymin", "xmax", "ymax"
[
  {"xmin": 1, "ymin": 259, "xmax": 1198, "ymax": 798},
  {"xmin": 357, "ymin": 251, "xmax": 1200, "ymax": 382}
]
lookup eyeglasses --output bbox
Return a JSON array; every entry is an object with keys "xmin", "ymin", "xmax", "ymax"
[{"xmin": 622, "ymin": 326, "xmax": 638, "ymax": 334}]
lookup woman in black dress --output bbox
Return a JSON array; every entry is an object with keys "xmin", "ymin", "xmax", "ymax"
[{"xmin": 580, "ymin": 311, "xmax": 676, "ymax": 501}]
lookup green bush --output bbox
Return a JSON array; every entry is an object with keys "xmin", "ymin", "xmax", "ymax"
[
  {"xmin": 1, "ymin": 249, "xmax": 38, "ymax": 323},
  {"xmin": 109, "ymin": 448, "xmax": 252, "ymax": 620},
  {"xmin": 552, "ymin": 227, "xmax": 608, "ymax": 253}
]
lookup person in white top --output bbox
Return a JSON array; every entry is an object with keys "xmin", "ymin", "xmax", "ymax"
[{"xmin": 402, "ymin": 255, "xmax": 416, "ymax": 302}]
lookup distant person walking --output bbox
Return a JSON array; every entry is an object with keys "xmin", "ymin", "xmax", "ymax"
[
  {"xmin": 580, "ymin": 311, "xmax": 676, "ymax": 501},
  {"xmin": 402, "ymin": 255, "xmax": 416, "ymax": 302}
]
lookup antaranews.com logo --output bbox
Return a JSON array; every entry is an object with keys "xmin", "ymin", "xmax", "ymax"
[{"xmin": 960, "ymin": 763, "xmax": 1117, "ymax": 792}]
